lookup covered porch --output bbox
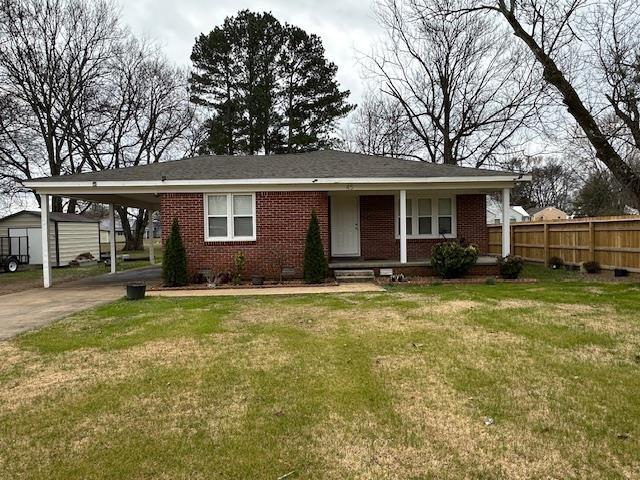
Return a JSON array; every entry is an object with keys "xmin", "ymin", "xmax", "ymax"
[{"xmin": 328, "ymin": 187, "xmax": 513, "ymax": 269}]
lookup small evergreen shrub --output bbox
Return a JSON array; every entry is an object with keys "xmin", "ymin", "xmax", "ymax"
[
  {"xmin": 498, "ymin": 255, "xmax": 524, "ymax": 279},
  {"xmin": 232, "ymin": 251, "xmax": 246, "ymax": 284},
  {"xmin": 303, "ymin": 210, "xmax": 328, "ymax": 283},
  {"xmin": 162, "ymin": 218, "xmax": 188, "ymax": 287},
  {"xmin": 431, "ymin": 241, "xmax": 479, "ymax": 279},
  {"xmin": 549, "ymin": 256, "xmax": 564, "ymax": 269},
  {"xmin": 583, "ymin": 260, "xmax": 601, "ymax": 274},
  {"xmin": 485, "ymin": 277, "xmax": 497, "ymax": 285}
]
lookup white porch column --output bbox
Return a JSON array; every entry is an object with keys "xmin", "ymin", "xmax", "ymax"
[
  {"xmin": 108, "ymin": 204, "xmax": 117, "ymax": 274},
  {"xmin": 502, "ymin": 188, "xmax": 511, "ymax": 257},
  {"xmin": 41, "ymin": 194, "xmax": 52, "ymax": 288},
  {"xmin": 149, "ymin": 211, "xmax": 156, "ymax": 265},
  {"xmin": 399, "ymin": 189, "xmax": 407, "ymax": 263}
]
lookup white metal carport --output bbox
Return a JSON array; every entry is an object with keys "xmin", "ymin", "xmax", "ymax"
[{"xmin": 30, "ymin": 190, "xmax": 160, "ymax": 288}]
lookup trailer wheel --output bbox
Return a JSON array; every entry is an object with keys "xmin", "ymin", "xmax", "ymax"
[{"xmin": 4, "ymin": 257, "xmax": 19, "ymax": 273}]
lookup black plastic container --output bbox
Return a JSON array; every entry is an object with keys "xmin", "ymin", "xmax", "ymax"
[
  {"xmin": 614, "ymin": 268, "xmax": 629, "ymax": 277},
  {"xmin": 126, "ymin": 282, "xmax": 146, "ymax": 300}
]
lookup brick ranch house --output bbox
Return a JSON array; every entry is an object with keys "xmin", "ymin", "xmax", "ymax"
[{"xmin": 25, "ymin": 150, "xmax": 529, "ymax": 287}]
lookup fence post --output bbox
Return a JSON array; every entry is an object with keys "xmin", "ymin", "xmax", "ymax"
[
  {"xmin": 543, "ymin": 222, "xmax": 550, "ymax": 266},
  {"xmin": 589, "ymin": 221, "xmax": 595, "ymax": 262}
]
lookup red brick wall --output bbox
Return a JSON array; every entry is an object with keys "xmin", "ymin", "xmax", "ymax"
[
  {"xmin": 359, "ymin": 194, "xmax": 488, "ymax": 260},
  {"xmin": 160, "ymin": 192, "xmax": 329, "ymax": 278}
]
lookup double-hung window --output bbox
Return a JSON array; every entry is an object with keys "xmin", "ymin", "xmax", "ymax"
[
  {"xmin": 396, "ymin": 195, "xmax": 456, "ymax": 239},
  {"xmin": 205, "ymin": 193, "xmax": 256, "ymax": 241}
]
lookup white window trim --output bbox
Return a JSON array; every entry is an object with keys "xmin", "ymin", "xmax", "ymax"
[
  {"xmin": 203, "ymin": 193, "xmax": 256, "ymax": 242},
  {"xmin": 394, "ymin": 194, "xmax": 457, "ymax": 239}
]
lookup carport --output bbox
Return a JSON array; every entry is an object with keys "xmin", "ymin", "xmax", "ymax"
[{"xmin": 23, "ymin": 179, "xmax": 161, "ymax": 288}]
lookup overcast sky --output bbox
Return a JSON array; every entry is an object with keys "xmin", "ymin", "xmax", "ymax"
[{"xmin": 120, "ymin": 0, "xmax": 382, "ymax": 105}]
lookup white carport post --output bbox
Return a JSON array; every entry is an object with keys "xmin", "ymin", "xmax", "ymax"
[
  {"xmin": 399, "ymin": 189, "xmax": 407, "ymax": 263},
  {"xmin": 108, "ymin": 204, "xmax": 117, "ymax": 274},
  {"xmin": 148, "ymin": 211, "xmax": 156, "ymax": 265},
  {"xmin": 502, "ymin": 188, "xmax": 511, "ymax": 257},
  {"xmin": 41, "ymin": 194, "xmax": 52, "ymax": 288}
]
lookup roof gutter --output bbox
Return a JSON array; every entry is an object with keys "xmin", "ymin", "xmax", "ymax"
[{"xmin": 24, "ymin": 175, "xmax": 531, "ymax": 191}]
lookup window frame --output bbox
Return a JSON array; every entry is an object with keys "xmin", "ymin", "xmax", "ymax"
[
  {"xmin": 395, "ymin": 194, "xmax": 456, "ymax": 239},
  {"xmin": 203, "ymin": 193, "xmax": 256, "ymax": 242}
]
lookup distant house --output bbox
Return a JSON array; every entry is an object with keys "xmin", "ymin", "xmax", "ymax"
[
  {"xmin": 486, "ymin": 196, "xmax": 530, "ymax": 224},
  {"xmin": 0, "ymin": 210, "xmax": 100, "ymax": 266},
  {"xmin": 528, "ymin": 206, "xmax": 568, "ymax": 221},
  {"xmin": 99, "ymin": 213, "xmax": 161, "ymax": 244}
]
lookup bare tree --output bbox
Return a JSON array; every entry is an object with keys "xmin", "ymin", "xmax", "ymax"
[
  {"xmin": 345, "ymin": 92, "xmax": 422, "ymax": 159},
  {"xmin": 71, "ymin": 38, "xmax": 194, "ymax": 250},
  {"xmin": 505, "ymin": 156, "xmax": 576, "ymax": 210},
  {"xmin": 0, "ymin": 0, "xmax": 122, "ymax": 211},
  {"xmin": 366, "ymin": 0, "xmax": 542, "ymax": 167},
  {"xmin": 450, "ymin": 0, "xmax": 640, "ymax": 205}
]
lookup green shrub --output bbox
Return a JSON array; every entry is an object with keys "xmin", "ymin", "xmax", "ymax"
[
  {"xmin": 549, "ymin": 256, "xmax": 564, "ymax": 269},
  {"xmin": 430, "ymin": 241, "xmax": 479, "ymax": 279},
  {"xmin": 583, "ymin": 260, "xmax": 601, "ymax": 274},
  {"xmin": 162, "ymin": 218, "xmax": 188, "ymax": 287},
  {"xmin": 232, "ymin": 251, "xmax": 246, "ymax": 284},
  {"xmin": 485, "ymin": 277, "xmax": 497, "ymax": 285},
  {"xmin": 303, "ymin": 210, "xmax": 328, "ymax": 283},
  {"xmin": 498, "ymin": 255, "xmax": 524, "ymax": 279}
]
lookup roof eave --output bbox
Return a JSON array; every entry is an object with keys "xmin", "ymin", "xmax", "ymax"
[{"xmin": 25, "ymin": 175, "xmax": 530, "ymax": 191}]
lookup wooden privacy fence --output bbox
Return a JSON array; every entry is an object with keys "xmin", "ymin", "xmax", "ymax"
[{"xmin": 488, "ymin": 215, "xmax": 640, "ymax": 273}]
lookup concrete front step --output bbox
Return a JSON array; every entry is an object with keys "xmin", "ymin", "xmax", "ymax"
[{"xmin": 334, "ymin": 269, "xmax": 375, "ymax": 283}]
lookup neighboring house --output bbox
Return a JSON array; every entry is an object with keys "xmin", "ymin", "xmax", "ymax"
[
  {"xmin": 25, "ymin": 150, "xmax": 530, "ymax": 284},
  {"xmin": 528, "ymin": 206, "xmax": 569, "ymax": 221},
  {"xmin": 99, "ymin": 213, "xmax": 161, "ymax": 244},
  {"xmin": 486, "ymin": 196, "xmax": 530, "ymax": 224},
  {"xmin": 0, "ymin": 210, "xmax": 100, "ymax": 266}
]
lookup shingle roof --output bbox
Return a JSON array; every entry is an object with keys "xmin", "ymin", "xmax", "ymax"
[{"xmin": 32, "ymin": 149, "xmax": 519, "ymax": 183}]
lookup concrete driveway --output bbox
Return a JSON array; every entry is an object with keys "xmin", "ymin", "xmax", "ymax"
[{"xmin": 0, "ymin": 266, "xmax": 161, "ymax": 340}]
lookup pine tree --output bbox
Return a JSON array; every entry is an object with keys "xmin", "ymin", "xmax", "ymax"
[
  {"xmin": 162, "ymin": 218, "xmax": 188, "ymax": 287},
  {"xmin": 303, "ymin": 210, "xmax": 328, "ymax": 283},
  {"xmin": 190, "ymin": 10, "xmax": 354, "ymax": 155}
]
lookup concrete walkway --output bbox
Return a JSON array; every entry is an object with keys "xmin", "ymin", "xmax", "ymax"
[{"xmin": 148, "ymin": 283, "xmax": 386, "ymax": 297}]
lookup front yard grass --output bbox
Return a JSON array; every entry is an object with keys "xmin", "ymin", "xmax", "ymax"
[{"xmin": 1, "ymin": 267, "xmax": 639, "ymax": 478}]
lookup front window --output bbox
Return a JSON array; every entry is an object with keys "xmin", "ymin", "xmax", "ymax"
[
  {"xmin": 396, "ymin": 195, "xmax": 456, "ymax": 238},
  {"xmin": 205, "ymin": 193, "xmax": 255, "ymax": 241}
]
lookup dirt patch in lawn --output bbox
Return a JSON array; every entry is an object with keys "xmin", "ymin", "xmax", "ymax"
[{"xmin": 0, "ymin": 338, "xmax": 227, "ymax": 410}]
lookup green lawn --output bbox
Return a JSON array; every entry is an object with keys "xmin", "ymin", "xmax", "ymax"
[{"xmin": 1, "ymin": 266, "xmax": 639, "ymax": 478}]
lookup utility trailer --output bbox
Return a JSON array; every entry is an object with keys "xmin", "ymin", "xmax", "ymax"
[{"xmin": 0, "ymin": 235, "xmax": 30, "ymax": 272}]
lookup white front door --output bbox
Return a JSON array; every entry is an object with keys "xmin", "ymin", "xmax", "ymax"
[{"xmin": 331, "ymin": 195, "xmax": 360, "ymax": 256}]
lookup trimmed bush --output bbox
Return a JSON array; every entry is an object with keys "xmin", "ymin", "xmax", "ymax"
[
  {"xmin": 431, "ymin": 241, "xmax": 479, "ymax": 279},
  {"xmin": 232, "ymin": 251, "xmax": 246, "ymax": 284},
  {"xmin": 549, "ymin": 256, "xmax": 564, "ymax": 269},
  {"xmin": 498, "ymin": 255, "xmax": 524, "ymax": 279},
  {"xmin": 303, "ymin": 210, "xmax": 328, "ymax": 283},
  {"xmin": 162, "ymin": 218, "xmax": 188, "ymax": 287},
  {"xmin": 583, "ymin": 260, "xmax": 601, "ymax": 274}
]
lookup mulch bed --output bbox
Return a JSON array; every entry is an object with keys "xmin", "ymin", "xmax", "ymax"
[
  {"xmin": 148, "ymin": 280, "xmax": 339, "ymax": 292},
  {"xmin": 379, "ymin": 276, "xmax": 538, "ymax": 285}
]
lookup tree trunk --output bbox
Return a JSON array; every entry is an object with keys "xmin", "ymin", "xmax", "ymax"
[{"xmin": 116, "ymin": 207, "xmax": 149, "ymax": 251}]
